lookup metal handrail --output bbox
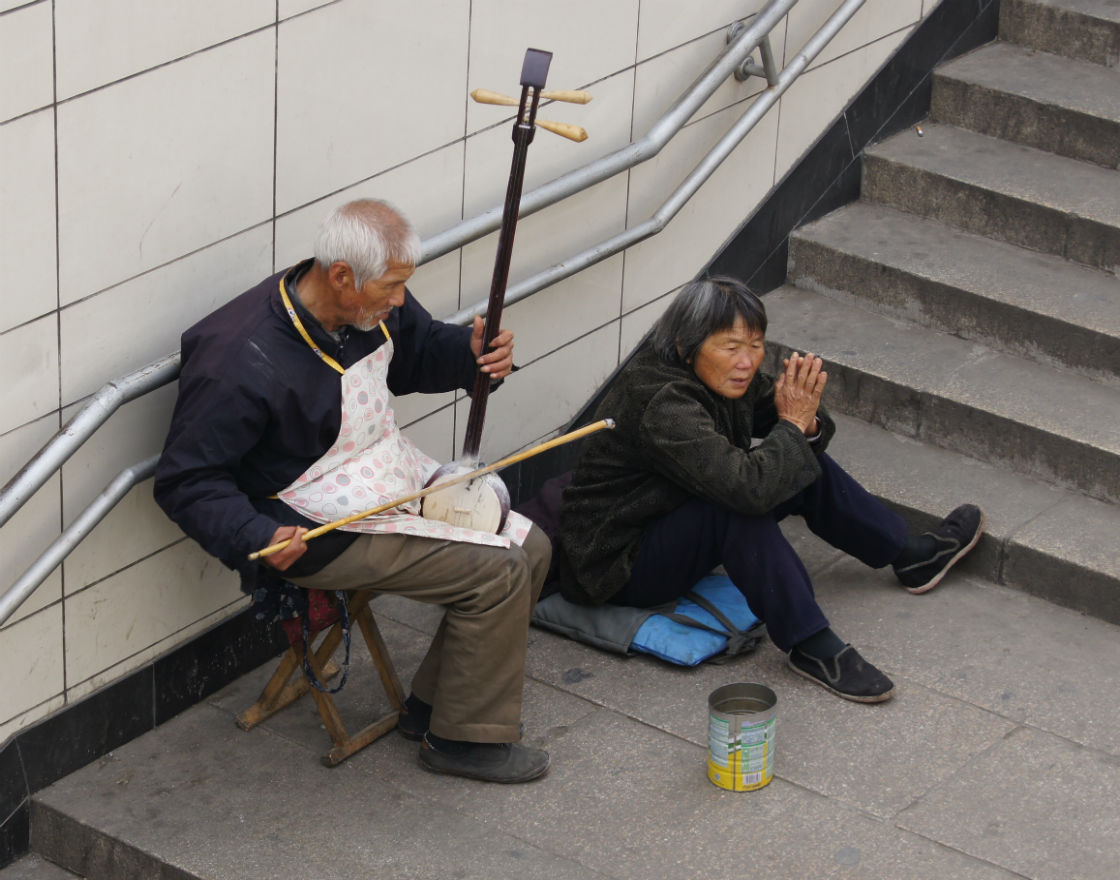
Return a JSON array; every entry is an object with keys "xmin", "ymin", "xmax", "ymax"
[{"xmin": 0, "ymin": 0, "xmax": 868, "ymax": 626}]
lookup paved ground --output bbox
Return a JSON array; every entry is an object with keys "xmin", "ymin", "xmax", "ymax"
[{"xmin": 16, "ymin": 518, "xmax": 1120, "ymax": 880}]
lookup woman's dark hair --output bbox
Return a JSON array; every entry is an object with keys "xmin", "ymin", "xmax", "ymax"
[{"xmin": 651, "ymin": 275, "xmax": 767, "ymax": 366}]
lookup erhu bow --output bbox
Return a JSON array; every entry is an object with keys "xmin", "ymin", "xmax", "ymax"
[{"xmin": 421, "ymin": 48, "xmax": 587, "ymax": 533}]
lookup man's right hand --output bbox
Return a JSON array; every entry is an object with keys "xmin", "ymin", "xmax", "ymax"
[{"xmin": 261, "ymin": 525, "xmax": 308, "ymax": 570}]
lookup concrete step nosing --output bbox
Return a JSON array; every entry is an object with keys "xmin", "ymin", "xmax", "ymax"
[
  {"xmin": 787, "ymin": 236, "xmax": 1120, "ymax": 383},
  {"xmin": 1000, "ymin": 0, "xmax": 1120, "ymax": 68},
  {"xmin": 862, "ymin": 150, "xmax": 1120, "ymax": 270},
  {"xmin": 826, "ymin": 414, "xmax": 1120, "ymax": 626},
  {"xmin": 30, "ymin": 800, "xmax": 196, "ymax": 880},
  {"xmin": 930, "ymin": 75, "xmax": 1120, "ymax": 169},
  {"xmin": 762, "ymin": 339, "xmax": 1120, "ymax": 505}
]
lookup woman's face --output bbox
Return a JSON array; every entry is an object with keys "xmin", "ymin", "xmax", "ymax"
[{"xmin": 690, "ymin": 316, "xmax": 765, "ymax": 399}]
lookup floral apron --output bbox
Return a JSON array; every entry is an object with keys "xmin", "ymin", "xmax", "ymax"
[{"xmin": 275, "ymin": 277, "xmax": 531, "ymax": 549}]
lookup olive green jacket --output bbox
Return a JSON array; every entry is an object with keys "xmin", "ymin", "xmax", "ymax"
[{"xmin": 556, "ymin": 341, "xmax": 835, "ymax": 605}]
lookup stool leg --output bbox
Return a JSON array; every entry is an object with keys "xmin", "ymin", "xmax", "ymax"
[
  {"xmin": 352, "ymin": 593, "xmax": 406, "ymax": 711},
  {"xmin": 236, "ymin": 630, "xmax": 342, "ymax": 730}
]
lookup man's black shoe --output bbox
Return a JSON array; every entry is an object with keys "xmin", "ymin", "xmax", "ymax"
[
  {"xmin": 788, "ymin": 645, "xmax": 895, "ymax": 703},
  {"xmin": 418, "ymin": 735, "xmax": 550, "ymax": 783},
  {"xmin": 894, "ymin": 504, "xmax": 985, "ymax": 594},
  {"xmin": 397, "ymin": 708, "xmax": 427, "ymax": 741}
]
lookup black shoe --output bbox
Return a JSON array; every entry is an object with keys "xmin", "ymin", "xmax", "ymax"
[
  {"xmin": 418, "ymin": 734, "xmax": 550, "ymax": 784},
  {"xmin": 397, "ymin": 708, "xmax": 427, "ymax": 741},
  {"xmin": 788, "ymin": 645, "xmax": 895, "ymax": 703},
  {"xmin": 397, "ymin": 693, "xmax": 433, "ymax": 741},
  {"xmin": 894, "ymin": 504, "xmax": 985, "ymax": 594}
]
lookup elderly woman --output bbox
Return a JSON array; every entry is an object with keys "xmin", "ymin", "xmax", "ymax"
[{"xmin": 556, "ymin": 276, "xmax": 983, "ymax": 702}]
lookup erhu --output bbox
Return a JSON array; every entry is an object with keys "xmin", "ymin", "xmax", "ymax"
[
  {"xmin": 248, "ymin": 51, "xmax": 602, "ymax": 562},
  {"xmin": 421, "ymin": 48, "xmax": 589, "ymax": 533}
]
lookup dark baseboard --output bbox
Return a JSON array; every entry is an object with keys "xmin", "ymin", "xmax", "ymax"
[{"xmin": 0, "ymin": 0, "xmax": 999, "ymax": 866}]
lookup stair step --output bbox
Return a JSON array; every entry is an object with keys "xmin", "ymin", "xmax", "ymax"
[
  {"xmin": 0, "ymin": 854, "xmax": 80, "ymax": 879},
  {"xmin": 1000, "ymin": 0, "xmax": 1120, "ymax": 68},
  {"xmin": 863, "ymin": 122, "xmax": 1120, "ymax": 270},
  {"xmin": 788, "ymin": 202, "xmax": 1120, "ymax": 385},
  {"xmin": 827, "ymin": 413, "xmax": 1120, "ymax": 625},
  {"xmin": 932, "ymin": 40, "xmax": 1120, "ymax": 167},
  {"xmin": 762, "ymin": 283, "xmax": 1120, "ymax": 503}
]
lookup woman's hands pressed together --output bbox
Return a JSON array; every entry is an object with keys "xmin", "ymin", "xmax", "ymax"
[{"xmin": 775, "ymin": 351, "xmax": 827, "ymax": 435}]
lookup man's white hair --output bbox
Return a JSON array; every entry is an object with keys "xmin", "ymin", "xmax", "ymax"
[{"xmin": 313, "ymin": 198, "xmax": 421, "ymax": 288}]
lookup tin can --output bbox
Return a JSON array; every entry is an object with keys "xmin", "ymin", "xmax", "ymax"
[{"xmin": 707, "ymin": 682, "xmax": 776, "ymax": 791}]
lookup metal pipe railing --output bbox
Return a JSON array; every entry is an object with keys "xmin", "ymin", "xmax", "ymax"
[
  {"xmin": 449, "ymin": 0, "xmax": 867, "ymax": 323},
  {"xmin": 1, "ymin": 0, "xmax": 867, "ymax": 626},
  {"xmin": 421, "ymin": 0, "xmax": 798, "ymax": 265},
  {"xmin": 0, "ymin": 455, "xmax": 160, "ymax": 626},
  {"xmin": 0, "ymin": 354, "xmax": 180, "ymax": 530}
]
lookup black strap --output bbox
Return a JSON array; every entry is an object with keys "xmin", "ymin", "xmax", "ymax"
[
  {"xmin": 663, "ymin": 590, "xmax": 764, "ymax": 663},
  {"xmin": 299, "ymin": 590, "xmax": 351, "ymax": 694}
]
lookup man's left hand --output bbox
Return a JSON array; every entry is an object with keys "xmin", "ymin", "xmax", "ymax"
[{"xmin": 471, "ymin": 315, "xmax": 515, "ymax": 379}]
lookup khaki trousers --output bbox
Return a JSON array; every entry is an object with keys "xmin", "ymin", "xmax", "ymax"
[{"xmin": 288, "ymin": 525, "xmax": 550, "ymax": 743}]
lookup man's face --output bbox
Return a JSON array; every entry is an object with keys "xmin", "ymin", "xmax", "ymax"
[
  {"xmin": 344, "ymin": 260, "xmax": 414, "ymax": 331},
  {"xmin": 690, "ymin": 316, "xmax": 766, "ymax": 399}
]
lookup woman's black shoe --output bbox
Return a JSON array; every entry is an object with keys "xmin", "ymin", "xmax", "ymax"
[{"xmin": 788, "ymin": 645, "xmax": 895, "ymax": 703}]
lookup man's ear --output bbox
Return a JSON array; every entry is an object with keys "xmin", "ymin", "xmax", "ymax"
[{"xmin": 327, "ymin": 261, "xmax": 353, "ymax": 291}]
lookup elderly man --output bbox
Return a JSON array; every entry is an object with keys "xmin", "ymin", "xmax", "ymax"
[{"xmin": 155, "ymin": 199, "xmax": 551, "ymax": 783}]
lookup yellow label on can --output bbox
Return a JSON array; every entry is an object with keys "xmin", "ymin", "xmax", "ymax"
[{"xmin": 707, "ymin": 686, "xmax": 776, "ymax": 791}]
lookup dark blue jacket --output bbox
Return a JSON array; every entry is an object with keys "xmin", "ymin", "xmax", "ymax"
[{"xmin": 154, "ymin": 260, "xmax": 477, "ymax": 591}]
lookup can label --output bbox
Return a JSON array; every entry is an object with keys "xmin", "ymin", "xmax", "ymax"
[{"xmin": 707, "ymin": 684, "xmax": 776, "ymax": 791}]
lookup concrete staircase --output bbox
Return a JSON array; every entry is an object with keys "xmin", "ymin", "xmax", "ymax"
[{"xmin": 765, "ymin": 0, "xmax": 1120, "ymax": 626}]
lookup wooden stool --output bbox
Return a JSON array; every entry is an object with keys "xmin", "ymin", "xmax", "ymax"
[{"xmin": 236, "ymin": 589, "xmax": 406, "ymax": 767}]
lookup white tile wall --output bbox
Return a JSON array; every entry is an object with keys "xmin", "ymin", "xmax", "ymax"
[
  {"xmin": 0, "ymin": 109, "xmax": 56, "ymax": 332},
  {"xmin": 66, "ymin": 599, "xmax": 245, "ymax": 703},
  {"xmin": 54, "ymin": 0, "xmax": 274, "ymax": 99},
  {"xmin": 466, "ymin": 0, "xmax": 639, "ymax": 134},
  {"xmin": 0, "ymin": 604, "xmax": 64, "ymax": 725},
  {"xmin": 637, "ymin": 0, "xmax": 767, "ymax": 62},
  {"xmin": 63, "ymin": 482, "xmax": 185, "ymax": 596},
  {"xmin": 459, "ymin": 176, "xmax": 630, "ymax": 315},
  {"xmin": 0, "ymin": 1, "xmax": 52, "ymax": 122},
  {"xmin": 275, "ymin": 0, "xmax": 470, "ymax": 213},
  {"xmin": 621, "ymin": 105, "xmax": 780, "ymax": 313},
  {"xmin": 500, "ymin": 255, "xmax": 624, "ymax": 365},
  {"xmin": 64, "ymin": 540, "xmax": 240, "ymax": 684},
  {"xmin": 409, "ymin": 252, "xmax": 465, "ymax": 322},
  {"xmin": 275, "ymin": 145, "xmax": 467, "ymax": 280},
  {"xmin": 279, "ymin": 0, "xmax": 333, "ymax": 20},
  {"xmin": 455, "ymin": 324, "xmax": 619, "ymax": 458},
  {"xmin": 784, "ymin": 0, "xmax": 922, "ymax": 71},
  {"xmin": 774, "ymin": 29, "xmax": 911, "ymax": 183},
  {"xmin": 56, "ymin": 32, "xmax": 275, "ymax": 306},
  {"xmin": 59, "ymin": 226, "xmax": 274, "ymax": 406},
  {"xmin": 395, "ymin": 404, "xmax": 457, "ymax": 466},
  {"xmin": 619, "ymin": 286, "xmax": 679, "ymax": 357},
  {"xmin": 0, "ymin": 315, "xmax": 59, "ymax": 437}
]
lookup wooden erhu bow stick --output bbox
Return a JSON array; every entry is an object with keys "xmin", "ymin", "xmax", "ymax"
[{"xmin": 248, "ymin": 419, "xmax": 614, "ymax": 561}]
